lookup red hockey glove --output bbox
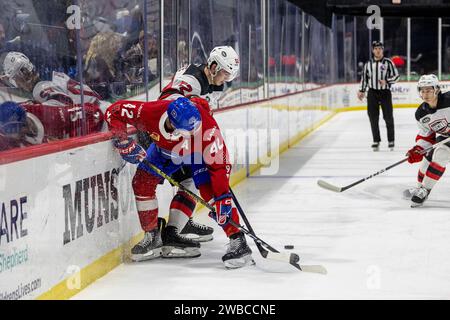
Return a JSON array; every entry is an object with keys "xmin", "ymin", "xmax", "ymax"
[{"xmin": 406, "ymin": 145, "xmax": 425, "ymax": 164}]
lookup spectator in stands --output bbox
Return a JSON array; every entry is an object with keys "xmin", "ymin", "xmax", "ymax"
[
  {"xmin": 120, "ymin": 30, "xmax": 158, "ymax": 83},
  {"xmin": 84, "ymin": 31, "xmax": 125, "ymax": 99},
  {"xmin": 0, "ymin": 22, "xmax": 5, "ymax": 50}
]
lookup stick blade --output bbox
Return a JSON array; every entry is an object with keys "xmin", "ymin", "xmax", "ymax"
[
  {"xmin": 317, "ymin": 179, "xmax": 342, "ymax": 193},
  {"xmin": 299, "ymin": 264, "xmax": 328, "ymax": 275}
]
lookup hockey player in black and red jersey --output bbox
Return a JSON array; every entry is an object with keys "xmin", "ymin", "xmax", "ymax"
[
  {"xmin": 133, "ymin": 46, "xmax": 240, "ymax": 246},
  {"xmin": 2, "ymin": 52, "xmax": 104, "ymax": 141},
  {"xmin": 406, "ymin": 74, "xmax": 450, "ymax": 207},
  {"xmin": 159, "ymin": 46, "xmax": 240, "ymax": 106}
]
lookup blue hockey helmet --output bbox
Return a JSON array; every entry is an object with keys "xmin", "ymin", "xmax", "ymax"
[
  {"xmin": 0, "ymin": 101, "xmax": 27, "ymax": 136},
  {"xmin": 167, "ymin": 97, "xmax": 201, "ymax": 136}
]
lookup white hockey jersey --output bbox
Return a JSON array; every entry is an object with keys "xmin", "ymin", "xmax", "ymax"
[
  {"xmin": 32, "ymin": 71, "xmax": 101, "ymax": 107},
  {"xmin": 159, "ymin": 64, "xmax": 224, "ymax": 108},
  {"xmin": 415, "ymin": 91, "xmax": 450, "ymax": 149}
]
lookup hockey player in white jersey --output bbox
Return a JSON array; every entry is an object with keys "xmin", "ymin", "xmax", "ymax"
[
  {"xmin": 159, "ymin": 46, "xmax": 240, "ymax": 106},
  {"xmin": 132, "ymin": 46, "xmax": 239, "ymax": 251},
  {"xmin": 3, "ymin": 52, "xmax": 102, "ymax": 108},
  {"xmin": 2, "ymin": 52, "xmax": 104, "ymax": 141},
  {"xmin": 406, "ymin": 74, "xmax": 450, "ymax": 207}
]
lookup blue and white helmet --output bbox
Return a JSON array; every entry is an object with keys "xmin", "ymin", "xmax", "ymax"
[
  {"xmin": 167, "ymin": 97, "xmax": 201, "ymax": 136},
  {"xmin": 0, "ymin": 101, "xmax": 27, "ymax": 136}
]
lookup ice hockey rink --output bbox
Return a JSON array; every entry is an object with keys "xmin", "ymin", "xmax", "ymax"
[{"xmin": 73, "ymin": 108, "xmax": 450, "ymax": 300}]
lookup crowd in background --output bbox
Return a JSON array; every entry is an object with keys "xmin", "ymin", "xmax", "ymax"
[{"xmin": 1, "ymin": 0, "xmax": 449, "ymax": 154}]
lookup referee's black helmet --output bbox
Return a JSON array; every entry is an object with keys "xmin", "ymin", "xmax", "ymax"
[{"xmin": 372, "ymin": 41, "xmax": 384, "ymax": 49}]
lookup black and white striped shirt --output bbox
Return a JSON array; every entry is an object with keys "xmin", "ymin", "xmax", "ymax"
[{"xmin": 359, "ymin": 57, "xmax": 399, "ymax": 91}]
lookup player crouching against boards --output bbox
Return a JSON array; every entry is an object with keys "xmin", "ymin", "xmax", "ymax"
[
  {"xmin": 105, "ymin": 97, "xmax": 254, "ymax": 269},
  {"xmin": 406, "ymin": 74, "xmax": 450, "ymax": 207}
]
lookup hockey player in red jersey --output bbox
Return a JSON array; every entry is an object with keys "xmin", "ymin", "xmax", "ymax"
[
  {"xmin": 105, "ymin": 96, "xmax": 254, "ymax": 269},
  {"xmin": 2, "ymin": 52, "xmax": 104, "ymax": 140},
  {"xmin": 148, "ymin": 46, "xmax": 240, "ymax": 243},
  {"xmin": 406, "ymin": 74, "xmax": 450, "ymax": 207}
]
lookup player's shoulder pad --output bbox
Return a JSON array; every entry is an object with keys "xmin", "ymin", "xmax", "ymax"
[
  {"xmin": 183, "ymin": 64, "xmax": 210, "ymax": 95},
  {"xmin": 415, "ymin": 103, "xmax": 430, "ymax": 122}
]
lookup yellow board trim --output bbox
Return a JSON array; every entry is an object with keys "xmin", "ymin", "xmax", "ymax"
[
  {"xmin": 36, "ymin": 233, "xmax": 143, "ymax": 300},
  {"xmin": 37, "ymin": 102, "xmax": 417, "ymax": 300}
]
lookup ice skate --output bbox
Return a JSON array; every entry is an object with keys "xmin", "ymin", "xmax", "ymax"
[
  {"xmin": 180, "ymin": 217, "xmax": 214, "ymax": 242},
  {"xmin": 403, "ymin": 187, "xmax": 420, "ymax": 199},
  {"xmin": 161, "ymin": 225, "xmax": 201, "ymax": 258},
  {"xmin": 222, "ymin": 232, "xmax": 255, "ymax": 269},
  {"xmin": 388, "ymin": 141, "xmax": 395, "ymax": 151},
  {"xmin": 130, "ymin": 229, "xmax": 163, "ymax": 262},
  {"xmin": 371, "ymin": 142, "xmax": 380, "ymax": 152},
  {"xmin": 411, "ymin": 187, "xmax": 430, "ymax": 208}
]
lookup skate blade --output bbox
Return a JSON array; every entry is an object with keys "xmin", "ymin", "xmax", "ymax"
[
  {"xmin": 411, "ymin": 202, "xmax": 424, "ymax": 208},
  {"xmin": 224, "ymin": 255, "xmax": 255, "ymax": 269},
  {"xmin": 161, "ymin": 246, "xmax": 201, "ymax": 258},
  {"xmin": 131, "ymin": 248, "xmax": 162, "ymax": 262},
  {"xmin": 180, "ymin": 233, "xmax": 214, "ymax": 243}
]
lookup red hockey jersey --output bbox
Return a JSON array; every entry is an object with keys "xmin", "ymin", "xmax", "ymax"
[{"xmin": 105, "ymin": 99, "xmax": 231, "ymax": 197}]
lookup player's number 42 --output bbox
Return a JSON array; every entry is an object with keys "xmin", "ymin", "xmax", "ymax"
[{"xmin": 121, "ymin": 103, "xmax": 137, "ymax": 118}]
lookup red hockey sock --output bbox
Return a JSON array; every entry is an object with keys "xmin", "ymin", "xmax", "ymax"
[{"xmin": 132, "ymin": 169, "xmax": 160, "ymax": 232}]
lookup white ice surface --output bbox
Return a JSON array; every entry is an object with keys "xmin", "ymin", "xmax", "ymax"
[{"xmin": 73, "ymin": 108, "xmax": 450, "ymax": 300}]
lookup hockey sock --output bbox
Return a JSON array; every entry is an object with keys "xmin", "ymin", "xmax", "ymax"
[
  {"xmin": 223, "ymin": 208, "xmax": 241, "ymax": 237},
  {"xmin": 132, "ymin": 169, "xmax": 160, "ymax": 232},
  {"xmin": 422, "ymin": 161, "xmax": 446, "ymax": 190},
  {"xmin": 167, "ymin": 190, "xmax": 196, "ymax": 230},
  {"xmin": 417, "ymin": 158, "xmax": 430, "ymax": 187}
]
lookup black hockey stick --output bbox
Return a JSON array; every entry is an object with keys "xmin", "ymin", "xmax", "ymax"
[
  {"xmin": 141, "ymin": 159, "xmax": 311, "ymax": 270},
  {"xmin": 230, "ymin": 188, "xmax": 327, "ymax": 274},
  {"xmin": 318, "ymin": 136, "xmax": 450, "ymax": 193}
]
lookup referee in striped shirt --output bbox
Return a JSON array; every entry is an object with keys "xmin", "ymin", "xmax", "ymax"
[{"xmin": 358, "ymin": 41, "xmax": 400, "ymax": 151}]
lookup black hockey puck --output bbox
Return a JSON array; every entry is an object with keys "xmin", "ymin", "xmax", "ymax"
[{"xmin": 284, "ymin": 245, "xmax": 294, "ymax": 250}]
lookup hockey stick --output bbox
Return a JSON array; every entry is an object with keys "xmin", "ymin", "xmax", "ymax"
[
  {"xmin": 230, "ymin": 188, "xmax": 327, "ymax": 274},
  {"xmin": 318, "ymin": 136, "xmax": 450, "ymax": 193},
  {"xmin": 141, "ymin": 159, "xmax": 307, "ymax": 270}
]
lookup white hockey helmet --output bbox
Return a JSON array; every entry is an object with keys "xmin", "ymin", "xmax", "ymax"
[
  {"xmin": 417, "ymin": 74, "xmax": 440, "ymax": 94},
  {"xmin": 2, "ymin": 51, "xmax": 36, "ymax": 88},
  {"xmin": 207, "ymin": 46, "xmax": 240, "ymax": 81}
]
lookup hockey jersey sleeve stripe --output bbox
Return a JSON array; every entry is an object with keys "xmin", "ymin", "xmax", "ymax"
[
  {"xmin": 416, "ymin": 139, "xmax": 433, "ymax": 150},
  {"xmin": 416, "ymin": 133, "xmax": 436, "ymax": 144},
  {"xmin": 386, "ymin": 59, "xmax": 399, "ymax": 83}
]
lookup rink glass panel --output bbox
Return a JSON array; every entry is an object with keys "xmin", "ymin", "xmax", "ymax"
[
  {"xmin": 383, "ymin": 18, "xmax": 408, "ymax": 79},
  {"xmin": 410, "ymin": 18, "xmax": 439, "ymax": 79},
  {"xmin": 441, "ymin": 18, "xmax": 450, "ymax": 80},
  {"xmin": 237, "ymin": 0, "xmax": 264, "ymax": 104}
]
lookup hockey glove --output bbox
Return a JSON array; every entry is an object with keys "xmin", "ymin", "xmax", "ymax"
[
  {"xmin": 406, "ymin": 145, "xmax": 424, "ymax": 164},
  {"xmin": 113, "ymin": 137, "xmax": 147, "ymax": 164},
  {"xmin": 209, "ymin": 193, "xmax": 232, "ymax": 226}
]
